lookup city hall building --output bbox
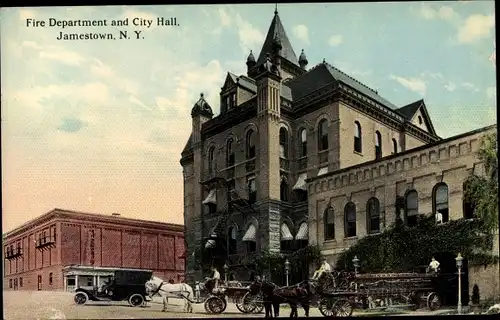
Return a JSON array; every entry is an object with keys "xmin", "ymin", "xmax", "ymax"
[
  {"xmin": 3, "ymin": 208, "xmax": 185, "ymax": 291},
  {"xmin": 180, "ymin": 9, "xmax": 498, "ymax": 299}
]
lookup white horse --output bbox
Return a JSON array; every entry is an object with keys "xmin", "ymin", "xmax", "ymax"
[{"xmin": 145, "ymin": 276, "xmax": 194, "ymax": 313}]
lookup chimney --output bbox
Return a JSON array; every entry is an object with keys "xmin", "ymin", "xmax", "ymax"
[{"xmin": 111, "ymin": 213, "xmax": 120, "ymax": 216}]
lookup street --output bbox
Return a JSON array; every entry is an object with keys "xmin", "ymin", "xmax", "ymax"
[
  {"xmin": 3, "ymin": 290, "xmax": 457, "ymax": 319},
  {"xmin": 3, "ymin": 290, "xmax": 323, "ymax": 319}
]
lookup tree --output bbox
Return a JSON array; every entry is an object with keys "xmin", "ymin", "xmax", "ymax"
[{"xmin": 464, "ymin": 132, "xmax": 498, "ymax": 231}]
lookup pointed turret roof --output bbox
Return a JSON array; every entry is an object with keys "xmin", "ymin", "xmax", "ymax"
[{"xmin": 256, "ymin": 10, "xmax": 299, "ymax": 67}]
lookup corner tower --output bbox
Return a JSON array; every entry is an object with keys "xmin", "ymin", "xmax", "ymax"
[
  {"xmin": 248, "ymin": 9, "xmax": 305, "ymax": 81},
  {"xmin": 255, "ymin": 51, "xmax": 283, "ymax": 254},
  {"xmin": 181, "ymin": 93, "xmax": 213, "ymax": 282}
]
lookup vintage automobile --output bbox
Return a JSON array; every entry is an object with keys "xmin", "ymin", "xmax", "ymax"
[{"xmin": 73, "ymin": 269, "xmax": 153, "ymax": 307}]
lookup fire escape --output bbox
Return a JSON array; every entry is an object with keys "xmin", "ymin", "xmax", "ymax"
[{"xmin": 200, "ymin": 165, "xmax": 258, "ymax": 268}]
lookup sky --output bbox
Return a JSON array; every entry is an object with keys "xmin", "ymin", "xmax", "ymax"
[{"xmin": 1, "ymin": 2, "xmax": 496, "ymax": 233}]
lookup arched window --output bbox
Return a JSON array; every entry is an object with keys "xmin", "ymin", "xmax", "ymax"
[
  {"xmin": 392, "ymin": 138, "xmax": 398, "ymax": 155},
  {"xmin": 354, "ymin": 121, "xmax": 362, "ymax": 153},
  {"xmin": 405, "ymin": 190, "xmax": 419, "ymax": 227},
  {"xmin": 344, "ymin": 202, "xmax": 357, "ymax": 238},
  {"xmin": 366, "ymin": 198, "xmax": 380, "ymax": 234},
  {"xmin": 246, "ymin": 130, "xmax": 256, "ymax": 159},
  {"xmin": 226, "ymin": 139, "xmax": 235, "ymax": 167},
  {"xmin": 433, "ymin": 183, "xmax": 449, "ymax": 223},
  {"xmin": 463, "ymin": 178, "xmax": 477, "ymax": 219},
  {"xmin": 375, "ymin": 131, "xmax": 382, "ymax": 160},
  {"xmin": 280, "ymin": 178, "xmax": 289, "ymax": 202},
  {"xmin": 324, "ymin": 206, "xmax": 335, "ymax": 241},
  {"xmin": 208, "ymin": 146, "xmax": 216, "ymax": 173},
  {"xmin": 227, "ymin": 227, "xmax": 237, "ymax": 255},
  {"xmin": 318, "ymin": 119, "xmax": 329, "ymax": 151},
  {"xmin": 299, "ymin": 128, "xmax": 307, "ymax": 157},
  {"xmin": 279, "ymin": 128, "xmax": 288, "ymax": 158}
]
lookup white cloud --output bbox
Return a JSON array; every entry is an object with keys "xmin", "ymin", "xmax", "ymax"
[
  {"xmin": 461, "ymin": 82, "xmax": 479, "ymax": 92},
  {"xmin": 444, "ymin": 82, "xmax": 457, "ymax": 92},
  {"xmin": 234, "ymin": 13, "xmax": 265, "ymax": 53},
  {"xmin": 457, "ymin": 14, "xmax": 495, "ymax": 44},
  {"xmin": 418, "ymin": 4, "xmax": 458, "ymax": 21},
  {"xmin": 218, "ymin": 8, "xmax": 231, "ymax": 27},
  {"xmin": 389, "ymin": 74, "xmax": 427, "ymax": 96},
  {"xmin": 292, "ymin": 24, "xmax": 309, "ymax": 44},
  {"xmin": 328, "ymin": 34, "xmax": 343, "ymax": 46},
  {"xmin": 486, "ymin": 87, "xmax": 496, "ymax": 100}
]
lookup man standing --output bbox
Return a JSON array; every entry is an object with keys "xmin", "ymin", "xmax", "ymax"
[
  {"xmin": 429, "ymin": 257, "xmax": 440, "ymax": 274},
  {"xmin": 194, "ymin": 281, "xmax": 201, "ymax": 303},
  {"xmin": 312, "ymin": 258, "xmax": 332, "ymax": 281},
  {"xmin": 211, "ymin": 267, "xmax": 221, "ymax": 291}
]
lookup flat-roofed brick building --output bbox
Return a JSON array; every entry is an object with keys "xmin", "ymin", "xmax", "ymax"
[{"xmin": 3, "ymin": 208, "xmax": 185, "ymax": 291}]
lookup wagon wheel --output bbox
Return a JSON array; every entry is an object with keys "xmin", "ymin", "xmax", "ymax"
[
  {"xmin": 238, "ymin": 292, "xmax": 262, "ymax": 314},
  {"xmin": 128, "ymin": 293, "xmax": 145, "ymax": 307},
  {"xmin": 251, "ymin": 292, "xmax": 264, "ymax": 313},
  {"xmin": 74, "ymin": 292, "xmax": 88, "ymax": 305},
  {"xmin": 204, "ymin": 296, "xmax": 226, "ymax": 314},
  {"xmin": 427, "ymin": 292, "xmax": 441, "ymax": 311},
  {"xmin": 318, "ymin": 297, "xmax": 336, "ymax": 317},
  {"xmin": 333, "ymin": 299, "xmax": 354, "ymax": 317}
]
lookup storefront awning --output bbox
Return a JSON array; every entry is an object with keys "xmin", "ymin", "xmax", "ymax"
[
  {"xmin": 281, "ymin": 223, "xmax": 293, "ymax": 241},
  {"xmin": 295, "ymin": 222, "xmax": 309, "ymax": 240},
  {"xmin": 292, "ymin": 173, "xmax": 308, "ymax": 191},
  {"xmin": 242, "ymin": 224, "xmax": 257, "ymax": 242},
  {"xmin": 202, "ymin": 189, "xmax": 217, "ymax": 205},
  {"xmin": 317, "ymin": 167, "xmax": 328, "ymax": 176}
]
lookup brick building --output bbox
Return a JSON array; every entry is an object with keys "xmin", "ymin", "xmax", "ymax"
[
  {"xmin": 179, "ymin": 7, "xmax": 499, "ymax": 302},
  {"xmin": 3, "ymin": 208, "xmax": 185, "ymax": 291}
]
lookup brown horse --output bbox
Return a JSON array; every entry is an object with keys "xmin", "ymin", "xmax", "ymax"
[{"xmin": 249, "ymin": 279, "xmax": 314, "ymax": 318}]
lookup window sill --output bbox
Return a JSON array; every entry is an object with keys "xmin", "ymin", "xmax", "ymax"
[
  {"xmin": 344, "ymin": 236, "xmax": 358, "ymax": 240},
  {"xmin": 367, "ymin": 231, "xmax": 381, "ymax": 236},
  {"xmin": 323, "ymin": 239, "xmax": 337, "ymax": 244},
  {"xmin": 353, "ymin": 151, "xmax": 363, "ymax": 156}
]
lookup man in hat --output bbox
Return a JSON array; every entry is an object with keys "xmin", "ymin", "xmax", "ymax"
[{"xmin": 312, "ymin": 258, "xmax": 332, "ymax": 281}]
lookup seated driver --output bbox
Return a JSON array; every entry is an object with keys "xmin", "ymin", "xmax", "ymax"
[{"xmin": 312, "ymin": 258, "xmax": 332, "ymax": 281}]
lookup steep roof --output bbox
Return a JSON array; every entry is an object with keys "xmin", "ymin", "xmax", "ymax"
[
  {"xmin": 256, "ymin": 11, "xmax": 299, "ymax": 67},
  {"xmin": 288, "ymin": 62, "xmax": 398, "ymax": 110},
  {"xmin": 396, "ymin": 99, "xmax": 423, "ymax": 120}
]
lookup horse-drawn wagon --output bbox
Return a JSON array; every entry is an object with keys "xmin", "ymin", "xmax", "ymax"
[
  {"xmin": 201, "ymin": 278, "xmax": 264, "ymax": 314},
  {"xmin": 73, "ymin": 269, "xmax": 153, "ymax": 307},
  {"xmin": 318, "ymin": 271, "xmax": 443, "ymax": 317}
]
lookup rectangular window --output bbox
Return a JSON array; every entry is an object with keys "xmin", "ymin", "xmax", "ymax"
[
  {"xmin": 246, "ymin": 241, "xmax": 256, "ymax": 253},
  {"xmin": 49, "ymin": 272, "xmax": 53, "ymax": 285},
  {"xmin": 9, "ymin": 279, "xmax": 12, "ymax": 288},
  {"xmin": 67, "ymin": 278, "xmax": 76, "ymax": 286},
  {"xmin": 354, "ymin": 137, "xmax": 362, "ymax": 153},
  {"xmin": 19, "ymin": 277, "xmax": 23, "ymax": 287},
  {"xmin": 247, "ymin": 177, "xmax": 257, "ymax": 204}
]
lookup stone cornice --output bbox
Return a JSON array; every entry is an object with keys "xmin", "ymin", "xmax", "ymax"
[{"xmin": 307, "ymin": 125, "xmax": 496, "ymax": 193}]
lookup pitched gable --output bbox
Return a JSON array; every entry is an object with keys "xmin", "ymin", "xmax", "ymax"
[
  {"xmin": 396, "ymin": 99, "xmax": 437, "ymax": 136},
  {"xmin": 222, "ymin": 73, "xmax": 237, "ymax": 91}
]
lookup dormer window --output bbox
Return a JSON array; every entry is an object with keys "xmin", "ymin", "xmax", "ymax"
[{"xmin": 226, "ymin": 92, "xmax": 237, "ymax": 110}]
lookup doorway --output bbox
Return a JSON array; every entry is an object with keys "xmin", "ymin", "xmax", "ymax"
[{"xmin": 37, "ymin": 275, "xmax": 42, "ymax": 291}]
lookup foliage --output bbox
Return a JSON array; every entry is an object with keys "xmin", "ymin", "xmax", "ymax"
[
  {"xmin": 336, "ymin": 214, "xmax": 497, "ymax": 272},
  {"xmin": 463, "ymin": 133, "xmax": 498, "ymax": 231},
  {"xmin": 248, "ymin": 245, "xmax": 321, "ymax": 282}
]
